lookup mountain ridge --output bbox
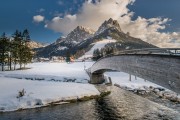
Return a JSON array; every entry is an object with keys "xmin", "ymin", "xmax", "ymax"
[{"xmin": 35, "ymin": 18, "xmax": 157, "ymax": 58}]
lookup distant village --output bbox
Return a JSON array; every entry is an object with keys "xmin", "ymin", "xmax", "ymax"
[{"xmin": 33, "ymin": 56, "xmax": 74, "ymax": 63}]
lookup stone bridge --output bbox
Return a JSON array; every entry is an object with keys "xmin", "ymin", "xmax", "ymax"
[{"xmin": 89, "ymin": 48, "xmax": 180, "ymax": 94}]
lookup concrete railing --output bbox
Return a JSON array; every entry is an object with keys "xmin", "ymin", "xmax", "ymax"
[
  {"xmin": 90, "ymin": 53, "xmax": 180, "ymax": 94},
  {"xmin": 115, "ymin": 48, "xmax": 180, "ymax": 55}
]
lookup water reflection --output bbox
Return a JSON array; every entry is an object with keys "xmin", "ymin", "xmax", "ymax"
[{"xmin": 95, "ymin": 97, "xmax": 122, "ymax": 120}]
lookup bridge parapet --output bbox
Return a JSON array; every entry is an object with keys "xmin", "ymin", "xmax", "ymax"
[{"xmin": 114, "ymin": 48, "xmax": 180, "ymax": 55}]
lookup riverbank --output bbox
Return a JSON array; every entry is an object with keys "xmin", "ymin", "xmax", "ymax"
[
  {"xmin": 0, "ymin": 77, "xmax": 100, "ymax": 112},
  {"xmin": 106, "ymin": 86, "xmax": 180, "ymax": 120},
  {"xmin": 0, "ymin": 62, "xmax": 102, "ymax": 112},
  {"xmin": 1, "ymin": 61, "xmax": 179, "ymax": 114}
]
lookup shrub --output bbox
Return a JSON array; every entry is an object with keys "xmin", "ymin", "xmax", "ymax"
[{"xmin": 17, "ymin": 89, "xmax": 26, "ymax": 98}]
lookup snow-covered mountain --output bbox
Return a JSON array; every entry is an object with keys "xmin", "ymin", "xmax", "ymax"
[
  {"xmin": 95, "ymin": 18, "xmax": 122, "ymax": 35},
  {"xmin": 35, "ymin": 18, "xmax": 157, "ymax": 58},
  {"xmin": 79, "ymin": 38, "xmax": 117, "ymax": 59},
  {"xmin": 74, "ymin": 18, "xmax": 157, "ymax": 58},
  {"xmin": 27, "ymin": 41, "xmax": 45, "ymax": 49},
  {"xmin": 66, "ymin": 26, "xmax": 95, "ymax": 43},
  {"xmin": 35, "ymin": 26, "xmax": 95, "ymax": 57}
]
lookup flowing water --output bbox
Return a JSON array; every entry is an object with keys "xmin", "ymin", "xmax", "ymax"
[{"xmin": 0, "ymin": 86, "xmax": 179, "ymax": 120}]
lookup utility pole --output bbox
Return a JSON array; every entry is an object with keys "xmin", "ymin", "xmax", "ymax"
[
  {"xmin": 129, "ymin": 74, "xmax": 131, "ymax": 81},
  {"xmin": 83, "ymin": 50, "xmax": 86, "ymax": 70},
  {"xmin": 8, "ymin": 52, "xmax": 12, "ymax": 70}
]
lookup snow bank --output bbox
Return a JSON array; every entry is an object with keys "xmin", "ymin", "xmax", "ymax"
[
  {"xmin": 0, "ymin": 77, "xmax": 99, "ymax": 112},
  {"xmin": 104, "ymin": 71, "xmax": 180, "ymax": 102},
  {"xmin": 0, "ymin": 62, "xmax": 100, "ymax": 112},
  {"xmin": 104, "ymin": 72, "xmax": 163, "ymax": 90}
]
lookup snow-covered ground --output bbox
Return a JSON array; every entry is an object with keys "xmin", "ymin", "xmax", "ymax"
[
  {"xmin": 1, "ymin": 62, "xmax": 94, "ymax": 83},
  {"xmin": 0, "ymin": 61, "xmax": 179, "ymax": 112},
  {"xmin": 79, "ymin": 38, "xmax": 116, "ymax": 59},
  {"xmin": 0, "ymin": 62, "xmax": 100, "ymax": 112},
  {"xmin": 104, "ymin": 72, "xmax": 163, "ymax": 90},
  {"xmin": 104, "ymin": 71, "xmax": 180, "ymax": 101},
  {"xmin": 0, "ymin": 77, "xmax": 99, "ymax": 112}
]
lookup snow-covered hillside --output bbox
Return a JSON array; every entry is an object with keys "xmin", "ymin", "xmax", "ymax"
[{"xmin": 79, "ymin": 38, "xmax": 116, "ymax": 59}]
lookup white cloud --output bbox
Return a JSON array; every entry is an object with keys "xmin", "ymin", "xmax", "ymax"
[
  {"xmin": 46, "ymin": 0, "xmax": 134, "ymax": 34},
  {"xmin": 58, "ymin": 1, "xmax": 64, "ymax": 5},
  {"xmin": 45, "ymin": 15, "xmax": 77, "ymax": 34},
  {"xmin": 33, "ymin": 15, "xmax": 45, "ymax": 23},
  {"xmin": 38, "ymin": 8, "xmax": 45, "ymax": 13},
  {"xmin": 45, "ymin": 0, "xmax": 180, "ymax": 48}
]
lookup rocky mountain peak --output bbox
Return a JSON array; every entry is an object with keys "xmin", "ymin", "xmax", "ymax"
[
  {"xmin": 55, "ymin": 36, "xmax": 66, "ymax": 44},
  {"xmin": 96, "ymin": 18, "xmax": 122, "ymax": 35},
  {"xmin": 74, "ymin": 26, "xmax": 95, "ymax": 35},
  {"xmin": 27, "ymin": 41, "xmax": 45, "ymax": 49},
  {"xmin": 65, "ymin": 26, "xmax": 95, "ymax": 43}
]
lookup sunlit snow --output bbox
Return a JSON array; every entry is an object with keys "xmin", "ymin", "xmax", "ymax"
[{"xmin": 79, "ymin": 38, "xmax": 116, "ymax": 59}]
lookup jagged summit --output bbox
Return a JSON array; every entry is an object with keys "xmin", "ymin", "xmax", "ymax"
[
  {"xmin": 64, "ymin": 26, "xmax": 95, "ymax": 43},
  {"xmin": 75, "ymin": 26, "xmax": 95, "ymax": 35},
  {"xmin": 55, "ymin": 36, "xmax": 66, "ymax": 43},
  {"xmin": 56, "ymin": 26, "xmax": 95, "ymax": 44},
  {"xmin": 35, "ymin": 26, "xmax": 96, "ymax": 57},
  {"xmin": 96, "ymin": 18, "xmax": 122, "ymax": 35}
]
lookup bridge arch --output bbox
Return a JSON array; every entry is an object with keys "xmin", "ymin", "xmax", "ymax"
[{"xmin": 90, "ymin": 54, "xmax": 180, "ymax": 94}]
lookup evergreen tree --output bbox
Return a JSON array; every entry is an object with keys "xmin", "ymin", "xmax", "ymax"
[
  {"xmin": 92, "ymin": 49, "xmax": 101, "ymax": 61},
  {"xmin": 0, "ymin": 33, "xmax": 9, "ymax": 71},
  {"xmin": 22, "ymin": 29, "xmax": 33, "ymax": 68},
  {"xmin": 21, "ymin": 45, "xmax": 33, "ymax": 68},
  {"xmin": 7, "ymin": 39, "xmax": 13, "ymax": 70},
  {"xmin": 18, "ymin": 32, "xmax": 24, "ymax": 69},
  {"xmin": 12, "ymin": 30, "xmax": 22, "ymax": 69},
  {"xmin": 0, "ymin": 29, "xmax": 33, "ymax": 71},
  {"xmin": 105, "ymin": 46, "xmax": 114, "ymax": 55},
  {"xmin": 100, "ymin": 48, "xmax": 106, "ymax": 57},
  {"xmin": 22, "ymin": 29, "xmax": 30, "ymax": 42},
  {"xmin": 66, "ymin": 50, "xmax": 71, "ymax": 63}
]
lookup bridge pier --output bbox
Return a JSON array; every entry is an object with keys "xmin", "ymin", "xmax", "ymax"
[{"xmin": 90, "ymin": 73, "xmax": 105, "ymax": 84}]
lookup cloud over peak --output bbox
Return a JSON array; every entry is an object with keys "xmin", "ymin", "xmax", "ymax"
[
  {"xmin": 45, "ymin": 0, "xmax": 180, "ymax": 48},
  {"xmin": 46, "ymin": 0, "xmax": 134, "ymax": 34}
]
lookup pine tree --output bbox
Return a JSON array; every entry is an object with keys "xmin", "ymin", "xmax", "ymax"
[
  {"xmin": 22, "ymin": 29, "xmax": 33, "ymax": 68},
  {"xmin": 22, "ymin": 29, "xmax": 30, "ymax": 42},
  {"xmin": 92, "ymin": 49, "xmax": 101, "ymax": 61},
  {"xmin": 105, "ymin": 46, "xmax": 114, "ymax": 55},
  {"xmin": 12, "ymin": 30, "xmax": 21, "ymax": 70},
  {"xmin": 0, "ymin": 29, "xmax": 33, "ymax": 71},
  {"xmin": 18, "ymin": 32, "xmax": 24, "ymax": 69},
  {"xmin": 66, "ymin": 50, "xmax": 71, "ymax": 63},
  {"xmin": 6, "ymin": 37, "xmax": 12, "ymax": 70},
  {"xmin": 0, "ymin": 33, "xmax": 9, "ymax": 71}
]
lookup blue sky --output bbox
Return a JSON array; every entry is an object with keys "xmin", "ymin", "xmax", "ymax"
[
  {"xmin": 0, "ymin": 0, "xmax": 180, "ymax": 46},
  {"xmin": 129, "ymin": 0, "xmax": 180, "ymax": 32},
  {"xmin": 0, "ymin": 0, "xmax": 84, "ymax": 43}
]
